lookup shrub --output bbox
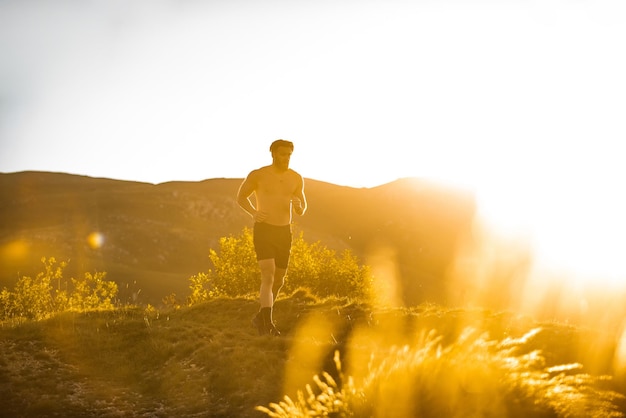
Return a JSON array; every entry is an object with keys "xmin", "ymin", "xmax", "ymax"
[
  {"xmin": 187, "ymin": 272, "xmax": 212, "ymax": 305},
  {"xmin": 0, "ymin": 287, "xmax": 16, "ymax": 319},
  {"xmin": 10, "ymin": 257, "xmax": 64, "ymax": 320},
  {"xmin": 0, "ymin": 257, "xmax": 118, "ymax": 321},
  {"xmin": 69, "ymin": 271, "xmax": 118, "ymax": 311},
  {"xmin": 207, "ymin": 227, "xmax": 260, "ymax": 298},
  {"xmin": 288, "ymin": 235, "xmax": 372, "ymax": 300},
  {"xmin": 188, "ymin": 227, "xmax": 372, "ymax": 304}
]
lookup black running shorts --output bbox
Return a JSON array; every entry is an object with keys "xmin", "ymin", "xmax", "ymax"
[{"xmin": 253, "ymin": 222, "xmax": 293, "ymax": 269}]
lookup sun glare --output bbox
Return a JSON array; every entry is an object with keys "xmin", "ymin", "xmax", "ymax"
[
  {"xmin": 87, "ymin": 232, "xmax": 104, "ymax": 249},
  {"xmin": 529, "ymin": 190, "xmax": 625, "ymax": 290},
  {"xmin": 1, "ymin": 239, "xmax": 29, "ymax": 260},
  {"xmin": 450, "ymin": 166, "xmax": 626, "ymax": 292}
]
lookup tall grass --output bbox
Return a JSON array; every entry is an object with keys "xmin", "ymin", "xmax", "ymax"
[
  {"xmin": 259, "ymin": 327, "xmax": 625, "ymax": 417},
  {"xmin": 258, "ymin": 305, "xmax": 626, "ymax": 418}
]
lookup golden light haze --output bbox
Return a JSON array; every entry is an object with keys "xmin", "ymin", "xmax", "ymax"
[{"xmin": 2, "ymin": 0, "xmax": 624, "ymax": 330}]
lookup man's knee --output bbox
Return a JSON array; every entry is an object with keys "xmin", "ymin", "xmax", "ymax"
[
  {"xmin": 258, "ymin": 260, "xmax": 276, "ymax": 282},
  {"xmin": 260, "ymin": 264, "xmax": 274, "ymax": 275}
]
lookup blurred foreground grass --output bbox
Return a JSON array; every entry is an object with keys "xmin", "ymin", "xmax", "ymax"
[{"xmin": 1, "ymin": 291, "xmax": 625, "ymax": 417}]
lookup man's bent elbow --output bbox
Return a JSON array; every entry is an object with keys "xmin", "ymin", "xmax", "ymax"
[{"xmin": 236, "ymin": 195, "xmax": 248, "ymax": 208}]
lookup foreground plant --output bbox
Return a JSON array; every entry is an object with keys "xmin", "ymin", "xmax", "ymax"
[
  {"xmin": 256, "ymin": 350, "xmax": 359, "ymax": 418},
  {"xmin": 257, "ymin": 328, "xmax": 625, "ymax": 418}
]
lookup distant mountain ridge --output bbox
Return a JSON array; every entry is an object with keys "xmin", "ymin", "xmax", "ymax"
[{"xmin": 0, "ymin": 171, "xmax": 475, "ymax": 305}]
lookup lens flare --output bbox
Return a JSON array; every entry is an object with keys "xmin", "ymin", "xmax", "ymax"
[
  {"xmin": 1, "ymin": 239, "xmax": 29, "ymax": 259},
  {"xmin": 366, "ymin": 244, "xmax": 402, "ymax": 308},
  {"xmin": 87, "ymin": 232, "xmax": 104, "ymax": 249},
  {"xmin": 282, "ymin": 309, "xmax": 342, "ymax": 399}
]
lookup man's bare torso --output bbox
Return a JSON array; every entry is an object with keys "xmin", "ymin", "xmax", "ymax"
[{"xmin": 247, "ymin": 166, "xmax": 302, "ymax": 226}]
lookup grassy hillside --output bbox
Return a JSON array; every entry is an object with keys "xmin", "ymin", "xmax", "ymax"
[
  {"xmin": 3, "ymin": 171, "xmax": 625, "ymax": 417},
  {"xmin": 0, "ymin": 172, "xmax": 252, "ymax": 304},
  {"xmin": 1, "ymin": 292, "xmax": 624, "ymax": 417},
  {"xmin": 0, "ymin": 172, "xmax": 475, "ymax": 306}
]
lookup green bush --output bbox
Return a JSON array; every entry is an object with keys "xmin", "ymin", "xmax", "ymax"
[
  {"xmin": 289, "ymin": 235, "xmax": 372, "ymax": 299},
  {"xmin": 9, "ymin": 257, "xmax": 65, "ymax": 321},
  {"xmin": 207, "ymin": 227, "xmax": 261, "ymax": 298},
  {"xmin": 0, "ymin": 257, "xmax": 119, "ymax": 322},
  {"xmin": 69, "ymin": 271, "xmax": 118, "ymax": 311},
  {"xmin": 188, "ymin": 272, "xmax": 211, "ymax": 305},
  {"xmin": 188, "ymin": 227, "xmax": 372, "ymax": 304}
]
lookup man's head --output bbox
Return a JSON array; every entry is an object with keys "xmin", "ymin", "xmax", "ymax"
[
  {"xmin": 270, "ymin": 139, "xmax": 294, "ymax": 171},
  {"xmin": 270, "ymin": 139, "xmax": 294, "ymax": 154}
]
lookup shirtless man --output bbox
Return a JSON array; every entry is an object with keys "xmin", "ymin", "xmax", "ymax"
[{"xmin": 237, "ymin": 139, "xmax": 307, "ymax": 335}]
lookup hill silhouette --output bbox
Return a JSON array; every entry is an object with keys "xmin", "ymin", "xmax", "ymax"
[{"xmin": 0, "ymin": 171, "xmax": 475, "ymax": 305}]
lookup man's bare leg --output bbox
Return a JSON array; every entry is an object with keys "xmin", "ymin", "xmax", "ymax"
[
  {"xmin": 258, "ymin": 259, "xmax": 275, "ymax": 308},
  {"xmin": 254, "ymin": 259, "xmax": 280, "ymax": 335},
  {"xmin": 273, "ymin": 267, "xmax": 287, "ymax": 303}
]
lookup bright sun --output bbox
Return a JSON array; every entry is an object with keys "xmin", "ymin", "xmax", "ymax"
[{"xmin": 473, "ymin": 174, "xmax": 626, "ymax": 290}]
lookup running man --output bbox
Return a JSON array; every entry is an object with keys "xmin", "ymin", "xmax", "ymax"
[{"xmin": 237, "ymin": 139, "xmax": 307, "ymax": 335}]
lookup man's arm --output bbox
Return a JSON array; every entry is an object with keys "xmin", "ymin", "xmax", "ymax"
[
  {"xmin": 237, "ymin": 172, "xmax": 258, "ymax": 218},
  {"xmin": 237, "ymin": 171, "xmax": 269, "ymax": 222},
  {"xmin": 292, "ymin": 175, "xmax": 307, "ymax": 216}
]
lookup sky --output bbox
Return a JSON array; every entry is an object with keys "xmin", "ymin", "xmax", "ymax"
[{"xmin": 1, "ymin": 0, "xmax": 626, "ymax": 286}]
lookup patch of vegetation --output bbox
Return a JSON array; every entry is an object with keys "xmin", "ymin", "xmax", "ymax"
[
  {"xmin": 259, "ymin": 328, "xmax": 625, "ymax": 417},
  {"xmin": 0, "ymin": 257, "xmax": 118, "ymax": 323},
  {"xmin": 188, "ymin": 228, "xmax": 372, "ymax": 304},
  {"xmin": 1, "ymin": 295, "xmax": 624, "ymax": 417},
  {"xmin": 1, "ymin": 229, "xmax": 625, "ymax": 417}
]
